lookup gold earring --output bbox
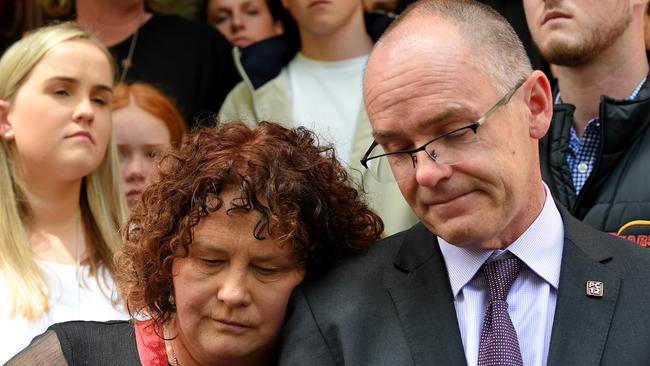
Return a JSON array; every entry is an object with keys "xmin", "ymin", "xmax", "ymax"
[
  {"xmin": 169, "ymin": 293, "xmax": 175, "ymax": 306},
  {"xmin": 2, "ymin": 130, "xmax": 13, "ymax": 140}
]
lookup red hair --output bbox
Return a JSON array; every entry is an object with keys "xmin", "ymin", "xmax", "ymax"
[
  {"xmin": 112, "ymin": 82, "xmax": 186, "ymax": 148},
  {"xmin": 115, "ymin": 121, "xmax": 384, "ymax": 327}
]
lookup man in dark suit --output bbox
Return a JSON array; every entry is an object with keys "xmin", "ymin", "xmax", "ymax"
[{"xmin": 279, "ymin": 1, "xmax": 650, "ymax": 365}]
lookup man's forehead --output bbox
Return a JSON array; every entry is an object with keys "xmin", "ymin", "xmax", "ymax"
[
  {"xmin": 377, "ymin": 14, "xmax": 464, "ymax": 53},
  {"xmin": 364, "ymin": 30, "xmax": 474, "ymax": 105},
  {"xmin": 367, "ymin": 19, "xmax": 469, "ymax": 81}
]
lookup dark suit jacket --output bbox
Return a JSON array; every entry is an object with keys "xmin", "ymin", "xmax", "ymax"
[{"xmin": 279, "ymin": 207, "xmax": 650, "ymax": 365}]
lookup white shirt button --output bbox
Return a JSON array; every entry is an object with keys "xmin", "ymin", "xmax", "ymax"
[{"xmin": 577, "ymin": 162, "xmax": 589, "ymax": 174}]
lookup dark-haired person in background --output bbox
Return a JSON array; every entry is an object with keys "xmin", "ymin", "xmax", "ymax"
[{"xmin": 204, "ymin": 0, "xmax": 285, "ymax": 47}]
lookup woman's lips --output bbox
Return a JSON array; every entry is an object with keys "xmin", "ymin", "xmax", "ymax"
[
  {"xmin": 67, "ymin": 130, "xmax": 94, "ymax": 143},
  {"xmin": 127, "ymin": 189, "xmax": 142, "ymax": 198},
  {"xmin": 213, "ymin": 318, "xmax": 254, "ymax": 334}
]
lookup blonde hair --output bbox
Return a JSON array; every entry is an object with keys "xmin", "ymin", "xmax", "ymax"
[{"xmin": 0, "ymin": 21, "xmax": 128, "ymax": 319}]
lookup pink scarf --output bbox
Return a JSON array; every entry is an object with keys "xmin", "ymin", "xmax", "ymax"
[{"xmin": 134, "ymin": 320, "xmax": 169, "ymax": 366}]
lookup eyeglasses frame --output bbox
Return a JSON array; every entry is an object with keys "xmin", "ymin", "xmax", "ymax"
[{"xmin": 360, "ymin": 79, "xmax": 526, "ymax": 171}]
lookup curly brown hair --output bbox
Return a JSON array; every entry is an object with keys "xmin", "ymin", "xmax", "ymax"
[{"xmin": 115, "ymin": 121, "xmax": 383, "ymax": 326}]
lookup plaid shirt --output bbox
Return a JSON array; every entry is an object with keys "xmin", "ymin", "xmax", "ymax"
[{"xmin": 556, "ymin": 77, "xmax": 646, "ymax": 193}]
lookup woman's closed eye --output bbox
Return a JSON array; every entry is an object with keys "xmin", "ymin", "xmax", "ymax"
[
  {"xmin": 245, "ymin": 8, "xmax": 260, "ymax": 16},
  {"xmin": 201, "ymin": 258, "xmax": 227, "ymax": 267},
  {"xmin": 214, "ymin": 11, "xmax": 231, "ymax": 24},
  {"xmin": 91, "ymin": 96, "xmax": 107, "ymax": 106},
  {"xmin": 252, "ymin": 264, "xmax": 281, "ymax": 276},
  {"xmin": 52, "ymin": 88, "xmax": 70, "ymax": 97}
]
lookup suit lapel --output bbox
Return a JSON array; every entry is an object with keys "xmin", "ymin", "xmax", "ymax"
[
  {"xmin": 387, "ymin": 224, "xmax": 467, "ymax": 366},
  {"xmin": 547, "ymin": 210, "xmax": 621, "ymax": 366}
]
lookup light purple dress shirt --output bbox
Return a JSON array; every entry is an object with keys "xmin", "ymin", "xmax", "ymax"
[{"xmin": 438, "ymin": 185, "xmax": 564, "ymax": 366}]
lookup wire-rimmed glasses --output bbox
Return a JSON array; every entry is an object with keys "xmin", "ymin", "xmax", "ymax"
[{"xmin": 360, "ymin": 80, "xmax": 525, "ymax": 182}]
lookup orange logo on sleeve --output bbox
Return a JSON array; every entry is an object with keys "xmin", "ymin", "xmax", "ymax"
[{"xmin": 612, "ymin": 220, "xmax": 650, "ymax": 247}]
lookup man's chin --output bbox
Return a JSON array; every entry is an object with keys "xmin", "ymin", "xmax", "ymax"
[
  {"xmin": 541, "ymin": 39, "xmax": 594, "ymax": 66},
  {"xmin": 421, "ymin": 214, "xmax": 482, "ymax": 246}
]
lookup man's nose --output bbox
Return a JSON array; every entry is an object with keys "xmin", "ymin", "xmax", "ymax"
[{"xmin": 414, "ymin": 150, "xmax": 453, "ymax": 187}]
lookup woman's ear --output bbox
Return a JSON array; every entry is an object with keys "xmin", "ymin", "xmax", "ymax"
[
  {"xmin": 0, "ymin": 100, "xmax": 15, "ymax": 141},
  {"xmin": 523, "ymin": 70, "xmax": 553, "ymax": 140}
]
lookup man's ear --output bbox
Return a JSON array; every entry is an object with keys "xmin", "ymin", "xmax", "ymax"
[
  {"xmin": 0, "ymin": 99, "xmax": 15, "ymax": 141},
  {"xmin": 523, "ymin": 70, "xmax": 553, "ymax": 140}
]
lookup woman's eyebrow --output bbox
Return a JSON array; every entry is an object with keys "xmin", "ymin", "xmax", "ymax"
[{"xmin": 44, "ymin": 76, "xmax": 112, "ymax": 94}]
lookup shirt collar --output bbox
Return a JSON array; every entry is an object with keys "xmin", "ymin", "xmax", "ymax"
[
  {"xmin": 438, "ymin": 184, "xmax": 564, "ymax": 297},
  {"xmin": 555, "ymin": 76, "xmax": 647, "ymax": 104}
]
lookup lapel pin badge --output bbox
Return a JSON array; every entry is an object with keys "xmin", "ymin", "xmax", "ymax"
[{"xmin": 586, "ymin": 280, "xmax": 604, "ymax": 297}]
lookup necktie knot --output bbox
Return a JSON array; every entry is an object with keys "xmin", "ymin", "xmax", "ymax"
[{"xmin": 483, "ymin": 257, "xmax": 523, "ymax": 303}]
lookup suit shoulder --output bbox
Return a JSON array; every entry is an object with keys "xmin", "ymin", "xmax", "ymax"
[
  {"xmin": 605, "ymin": 234, "xmax": 650, "ymax": 275},
  {"xmin": 568, "ymin": 218, "xmax": 650, "ymax": 276},
  {"xmin": 299, "ymin": 226, "xmax": 419, "ymax": 297}
]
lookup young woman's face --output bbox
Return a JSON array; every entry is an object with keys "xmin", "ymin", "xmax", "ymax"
[
  {"xmin": 1, "ymin": 40, "xmax": 113, "ymax": 182},
  {"xmin": 207, "ymin": 0, "xmax": 283, "ymax": 47},
  {"xmin": 170, "ymin": 189, "xmax": 305, "ymax": 366},
  {"xmin": 114, "ymin": 102, "xmax": 171, "ymax": 209}
]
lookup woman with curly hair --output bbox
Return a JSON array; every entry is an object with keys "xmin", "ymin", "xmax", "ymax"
[{"xmin": 9, "ymin": 121, "xmax": 383, "ymax": 365}]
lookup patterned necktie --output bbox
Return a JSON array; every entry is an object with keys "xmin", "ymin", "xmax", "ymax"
[{"xmin": 477, "ymin": 257, "xmax": 524, "ymax": 366}]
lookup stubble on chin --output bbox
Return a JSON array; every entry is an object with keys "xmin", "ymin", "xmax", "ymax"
[
  {"xmin": 539, "ymin": 14, "xmax": 630, "ymax": 66},
  {"xmin": 541, "ymin": 39, "xmax": 596, "ymax": 66}
]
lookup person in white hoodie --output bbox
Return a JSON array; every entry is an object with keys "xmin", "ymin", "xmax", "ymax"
[{"xmin": 219, "ymin": 0, "xmax": 417, "ymax": 235}]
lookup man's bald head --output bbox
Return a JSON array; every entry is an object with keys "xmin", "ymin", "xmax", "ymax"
[{"xmin": 371, "ymin": 0, "xmax": 532, "ymax": 95}]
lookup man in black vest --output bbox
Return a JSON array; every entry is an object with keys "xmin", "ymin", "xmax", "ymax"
[{"xmin": 524, "ymin": 0, "xmax": 650, "ymax": 246}]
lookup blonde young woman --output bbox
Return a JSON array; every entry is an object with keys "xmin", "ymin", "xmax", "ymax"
[{"xmin": 0, "ymin": 22, "xmax": 128, "ymax": 362}]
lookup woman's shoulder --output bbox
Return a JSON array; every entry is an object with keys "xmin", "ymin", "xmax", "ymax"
[
  {"xmin": 49, "ymin": 320, "xmax": 140, "ymax": 364},
  {"xmin": 49, "ymin": 319, "xmax": 134, "ymax": 346},
  {"xmin": 6, "ymin": 321, "xmax": 139, "ymax": 365},
  {"xmin": 49, "ymin": 319, "xmax": 132, "ymax": 334}
]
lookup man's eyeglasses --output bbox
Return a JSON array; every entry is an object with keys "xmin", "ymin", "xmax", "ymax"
[{"xmin": 360, "ymin": 80, "xmax": 525, "ymax": 183}]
